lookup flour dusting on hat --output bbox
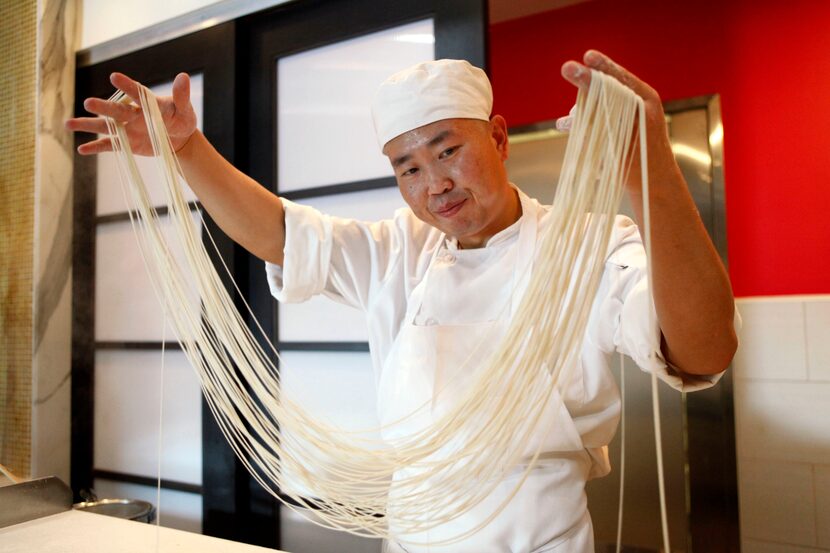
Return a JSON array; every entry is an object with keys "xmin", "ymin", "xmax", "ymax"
[{"xmin": 371, "ymin": 59, "xmax": 493, "ymax": 149}]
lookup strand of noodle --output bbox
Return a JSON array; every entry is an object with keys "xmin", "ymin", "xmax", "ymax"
[
  {"xmin": 103, "ymin": 70, "xmax": 646, "ymax": 544},
  {"xmin": 615, "ymin": 353, "xmax": 626, "ymax": 553},
  {"xmin": 653, "ymin": 375, "xmax": 670, "ymax": 553},
  {"xmin": 105, "ymin": 92, "xmax": 173, "ymax": 550},
  {"xmin": 155, "ymin": 319, "xmax": 166, "ymax": 550},
  {"xmin": 637, "ymin": 98, "xmax": 671, "ymax": 553}
]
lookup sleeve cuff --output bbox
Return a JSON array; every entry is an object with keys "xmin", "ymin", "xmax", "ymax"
[
  {"xmin": 264, "ymin": 198, "xmax": 333, "ymax": 303},
  {"xmin": 618, "ymin": 277, "xmax": 728, "ymax": 393}
]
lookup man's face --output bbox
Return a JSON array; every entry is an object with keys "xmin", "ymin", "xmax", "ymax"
[{"xmin": 383, "ymin": 116, "xmax": 519, "ymax": 249}]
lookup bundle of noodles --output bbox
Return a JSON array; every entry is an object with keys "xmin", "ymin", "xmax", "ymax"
[{"xmin": 103, "ymin": 69, "xmax": 648, "ymax": 546}]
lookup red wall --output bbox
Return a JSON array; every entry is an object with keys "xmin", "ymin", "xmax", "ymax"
[{"xmin": 489, "ymin": 0, "xmax": 830, "ymax": 297}]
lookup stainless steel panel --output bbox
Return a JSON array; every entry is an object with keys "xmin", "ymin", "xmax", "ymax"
[{"xmin": 0, "ymin": 476, "xmax": 73, "ymax": 529}]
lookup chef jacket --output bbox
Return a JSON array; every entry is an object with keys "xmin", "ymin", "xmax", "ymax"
[{"xmin": 265, "ymin": 187, "xmax": 725, "ymax": 550}]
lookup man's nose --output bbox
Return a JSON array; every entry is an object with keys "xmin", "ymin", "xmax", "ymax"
[{"xmin": 426, "ymin": 168, "xmax": 453, "ymax": 195}]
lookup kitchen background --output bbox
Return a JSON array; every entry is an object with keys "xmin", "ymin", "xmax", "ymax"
[{"xmin": 1, "ymin": 0, "xmax": 827, "ymax": 551}]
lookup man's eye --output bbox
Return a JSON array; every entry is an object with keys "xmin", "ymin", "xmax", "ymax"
[
  {"xmin": 440, "ymin": 146, "xmax": 457, "ymax": 159},
  {"xmin": 401, "ymin": 167, "xmax": 418, "ymax": 177}
]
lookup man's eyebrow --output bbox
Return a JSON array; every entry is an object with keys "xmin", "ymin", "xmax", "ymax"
[
  {"xmin": 426, "ymin": 130, "xmax": 453, "ymax": 148},
  {"xmin": 391, "ymin": 130, "xmax": 455, "ymax": 168},
  {"xmin": 392, "ymin": 153, "xmax": 412, "ymax": 169}
]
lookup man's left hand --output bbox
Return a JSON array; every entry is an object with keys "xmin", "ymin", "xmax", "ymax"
[{"xmin": 559, "ymin": 49, "xmax": 679, "ymax": 200}]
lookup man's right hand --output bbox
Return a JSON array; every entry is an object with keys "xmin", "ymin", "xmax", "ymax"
[
  {"xmin": 67, "ymin": 70, "xmax": 290, "ymax": 266},
  {"xmin": 66, "ymin": 72, "xmax": 197, "ymax": 156}
]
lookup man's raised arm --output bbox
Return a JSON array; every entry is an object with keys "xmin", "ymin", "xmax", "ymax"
[
  {"xmin": 560, "ymin": 50, "xmax": 738, "ymax": 378},
  {"xmin": 66, "ymin": 72, "xmax": 287, "ymax": 266}
]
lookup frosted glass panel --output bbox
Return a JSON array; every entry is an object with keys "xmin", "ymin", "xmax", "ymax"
[
  {"xmin": 280, "ymin": 350, "xmax": 378, "ymax": 430},
  {"xmin": 279, "ymin": 351, "xmax": 381, "ymax": 495},
  {"xmin": 93, "ymin": 478, "xmax": 202, "ymax": 534},
  {"xmin": 95, "ymin": 212, "xmax": 202, "ymax": 341},
  {"xmin": 96, "ymin": 74, "xmax": 204, "ymax": 215},
  {"xmin": 301, "ymin": 186, "xmax": 407, "ymax": 219},
  {"xmin": 94, "ymin": 350, "xmax": 202, "ymax": 484},
  {"xmin": 277, "ymin": 20, "xmax": 434, "ymax": 191},
  {"xmin": 278, "ymin": 187, "xmax": 407, "ymax": 341}
]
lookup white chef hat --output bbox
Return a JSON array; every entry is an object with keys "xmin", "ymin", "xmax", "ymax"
[{"xmin": 371, "ymin": 59, "xmax": 493, "ymax": 149}]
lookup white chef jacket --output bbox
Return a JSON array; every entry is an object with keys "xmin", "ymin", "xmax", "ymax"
[{"xmin": 265, "ymin": 187, "xmax": 725, "ymax": 550}]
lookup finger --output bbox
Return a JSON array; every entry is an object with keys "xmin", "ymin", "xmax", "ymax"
[
  {"xmin": 556, "ymin": 116, "xmax": 572, "ymax": 132},
  {"xmin": 172, "ymin": 73, "xmax": 191, "ymax": 113},
  {"xmin": 555, "ymin": 105, "xmax": 578, "ymax": 132},
  {"xmin": 561, "ymin": 61, "xmax": 591, "ymax": 89},
  {"xmin": 65, "ymin": 116, "xmax": 110, "ymax": 135},
  {"xmin": 583, "ymin": 49, "xmax": 648, "ymax": 97},
  {"xmin": 83, "ymin": 97, "xmax": 140, "ymax": 121},
  {"xmin": 110, "ymin": 72, "xmax": 144, "ymax": 104},
  {"xmin": 77, "ymin": 137, "xmax": 114, "ymax": 155}
]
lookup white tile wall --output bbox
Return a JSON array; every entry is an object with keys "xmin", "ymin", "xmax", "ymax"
[
  {"xmin": 734, "ymin": 299, "xmax": 808, "ymax": 380},
  {"xmin": 735, "ymin": 379, "xmax": 830, "ymax": 465},
  {"xmin": 738, "ymin": 458, "xmax": 815, "ymax": 545},
  {"xmin": 734, "ymin": 296, "xmax": 830, "ymax": 552},
  {"xmin": 806, "ymin": 299, "xmax": 830, "ymax": 381}
]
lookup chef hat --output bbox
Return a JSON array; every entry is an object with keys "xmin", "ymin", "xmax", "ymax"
[{"xmin": 371, "ymin": 59, "xmax": 493, "ymax": 149}]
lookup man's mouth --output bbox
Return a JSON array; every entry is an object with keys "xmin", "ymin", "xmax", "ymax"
[{"xmin": 434, "ymin": 199, "xmax": 466, "ymax": 218}]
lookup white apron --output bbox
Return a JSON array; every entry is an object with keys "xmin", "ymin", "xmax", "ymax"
[{"xmin": 377, "ymin": 194, "xmax": 595, "ymax": 553}]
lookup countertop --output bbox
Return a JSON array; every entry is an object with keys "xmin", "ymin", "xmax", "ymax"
[{"xmin": 0, "ymin": 509, "xmax": 287, "ymax": 553}]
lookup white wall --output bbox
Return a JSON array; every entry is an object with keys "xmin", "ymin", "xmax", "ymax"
[
  {"xmin": 80, "ymin": 0, "xmax": 223, "ymax": 48},
  {"xmin": 734, "ymin": 295, "xmax": 830, "ymax": 551}
]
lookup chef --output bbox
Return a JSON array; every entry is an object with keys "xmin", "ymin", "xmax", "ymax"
[{"xmin": 68, "ymin": 50, "xmax": 738, "ymax": 552}]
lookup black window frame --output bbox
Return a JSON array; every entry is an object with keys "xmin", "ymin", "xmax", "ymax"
[{"xmin": 72, "ymin": 18, "xmax": 241, "ymax": 540}]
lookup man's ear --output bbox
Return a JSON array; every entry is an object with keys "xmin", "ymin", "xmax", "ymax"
[{"xmin": 490, "ymin": 114, "xmax": 509, "ymax": 161}]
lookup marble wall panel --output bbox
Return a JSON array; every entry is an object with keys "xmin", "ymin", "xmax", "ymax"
[{"xmin": 30, "ymin": 0, "xmax": 81, "ymax": 482}]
